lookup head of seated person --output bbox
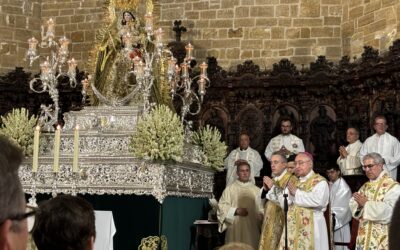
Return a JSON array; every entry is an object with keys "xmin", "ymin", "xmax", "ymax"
[
  {"xmin": 32, "ymin": 195, "xmax": 95, "ymax": 250},
  {"xmin": 0, "ymin": 135, "xmax": 28, "ymax": 250}
]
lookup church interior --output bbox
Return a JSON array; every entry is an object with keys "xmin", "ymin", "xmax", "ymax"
[{"xmin": 1, "ymin": 0, "xmax": 400, "ymax": 249}]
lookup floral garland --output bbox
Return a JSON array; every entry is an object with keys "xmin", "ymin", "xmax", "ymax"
[
  {"xmin": 130, "ymin": 105, "xmax": 184, "ymax": 162},
  {"xmin": 0, "ymin": 108, "xmax": 38, "ymax": 156},
  {"xmin": 191, "ymin": 125, "xmax": 227, "ymax": 172}
]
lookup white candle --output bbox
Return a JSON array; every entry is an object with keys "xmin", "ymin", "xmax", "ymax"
[
  {"xmin": 72, "ymin": 125, "xmax": 79, "ymax": 172},
  {"xmin": 32, "ymin": 126, "xmax": 40, "ymax": 172},
  {"xmin": 53, "ymin": 125, "xmax": 61, "ymax": 172}
]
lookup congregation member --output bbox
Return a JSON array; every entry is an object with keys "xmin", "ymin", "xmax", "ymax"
[
  {"xmin": 326, "ymin": 165, "xmax": 352, "ymax": 250},
  {"xmin": 264, "ymin": 118, "xmax": 304, "ymax": 161},
  {"xmin": 278, "ymin": 152, "xmax": 329, "ymax": 250},
  {"xmin": 349, "ymin": 152, "xmax": 400, "ymax": 249},
  {"xmin": 337, "ymin": 127, "xmax": 363, "ymax": 175},
  {"xmin": 32, "ymin": 195, "xmax": 96, "ymax": 250},
  {"xmin": 0, "ymin": 136, "xmax": 29, "ymax": 250},
  {"xmin": 360, "ymin": 115, "xmax": 400, "ymax": 180},
  {"xmin": 259, "ymin": 152, "xmax": 297, "ymax": 250},
  {"xmin": 217, "ymin": 161, "xmax": 263, "ymax": 249},
  {"xmin": 224, "ymin": 133, "xmax": 263, "ymax": 186}
]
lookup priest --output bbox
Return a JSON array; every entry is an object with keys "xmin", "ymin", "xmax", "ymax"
[
  {"xmin": 259, "ymin": 152, "xmax": 297, "ymax": 250},
  {"xmin": 264, "ymin": 119, "xmax": 304, "ymax": 161},
  {"xmin": 217, "ymin": 161, "xmax": 263, "ymax": 249},
  {"xmin": 349, "ymin": 152, "xmax": 400, "ymax": 249},
  {"xmin": 278, "ymin": 152, "xmax": 329, "ymax": 250},
  {"xmin": 337, "ymin": 127, "xmax": 363, "ymax": 175},
  {"xmin": 326, "ymin": 165, "xmax": 352, "ymax": 250},
  {"xmin": 359, "ymin": 116, "xmax": 400, "ymax": 180},
  {"xmin": 224, "ymin": 133, "xmax": 263, "ymax": 186}
]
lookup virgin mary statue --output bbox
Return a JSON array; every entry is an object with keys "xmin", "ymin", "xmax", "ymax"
[{"xmin": 88, "ymin": 0, "xmax": 172, "ymax": 108}]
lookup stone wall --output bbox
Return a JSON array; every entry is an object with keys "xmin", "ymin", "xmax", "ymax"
[
  {"xmin": 41, "ymin": 0, "xmax": 104, "ymax": 70},
  {"xmin": 0, "ymin": 0, "xmax": 41, "ymax": 74},
  {"xmin": 0, "ymin": 0, "xmax": 105, "ymax": 74},
  {"xmin": 1, "ymin": 0, "xmax": 400, "ymax": 74},
  {"xmin": 341, "ymin": 0, "xmax": 400, "ymax": 57},
  {"xmin": 157, "ymin": 0, "xmax": 343, "ymax": 70}
]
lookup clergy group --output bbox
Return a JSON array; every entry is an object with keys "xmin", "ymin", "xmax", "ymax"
[{"xmin": 218, "ymin": 115, "xmax": 400, "ymax": 250}]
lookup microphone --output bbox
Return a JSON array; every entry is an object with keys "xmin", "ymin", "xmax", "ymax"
[{"xmin": 283, "ymin": 173, "xmax": 294, "ymax": 250}]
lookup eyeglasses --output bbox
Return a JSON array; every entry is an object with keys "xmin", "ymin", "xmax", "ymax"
[
  {"xmin": 271, "ymin": 161, "xmax": 283, "ymax": 164},
  {"xmin": 0, "ymin": 206, "xmax": 37, "ymax": 228},
  {"xmin": 362, "ymin": 164, "xmax": 377, "ymax": 170},
  {"xmin": 294, "ymin": 160, "xmax": 310, "ymax": 166}
]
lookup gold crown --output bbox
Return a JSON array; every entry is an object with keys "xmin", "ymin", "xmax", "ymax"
[{"xmin": 114, "ymin": 0, "xmax": 140, "ymax": 10}]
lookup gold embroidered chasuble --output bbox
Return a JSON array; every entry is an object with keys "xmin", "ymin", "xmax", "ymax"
[
  {"xmin": 355, "ymin": 173, "xmax": 398, "ymax": 249},
  {"xmin": 259, "ymin": 171, "xmax": 298, "ymax": 250},
  {"xmin": 279, "ymin": 173, "xmax": 327, "ymax": 250}
]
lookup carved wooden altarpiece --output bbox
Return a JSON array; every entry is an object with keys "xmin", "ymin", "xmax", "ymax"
[{"xmin": 191, "ymin": 40, "xmax": 400, "ymax": 190}]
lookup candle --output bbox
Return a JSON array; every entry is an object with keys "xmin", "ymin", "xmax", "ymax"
[
  {"xmin": 154, "ymin": 28, "xmax": 164, "ymax": 44},
  {"xmin": 53, "ymin": 125, "xmax": 61, "ymax": 172},
  {"xmin": 181, "ymin": 62, "xmax": 189, "ymax": 78},
  {"xmin": 144, "ymin": 12, "xmax": 153, "ymax": 32},
  {"xmin": 46, "ymin": 18, "xmax": 55, "ymax": 40},
  {"xmin": 199, "ymin": 62, "xmax": 208, "ymax": 77},
  {"xmin": 185, "ymin": 43, "xmax": 194, "ymax": 61},
  {"xmin": 32, "ymin": 126, "xmax": 40, "ymax": 172},
  {"xmin": 72, "ymin": 125, "xmax": 79, "ymax": 172}
]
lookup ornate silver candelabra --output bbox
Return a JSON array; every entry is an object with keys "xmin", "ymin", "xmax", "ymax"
[
  {"xmin": 167, "ymin": 43, "xmax": 210, "ymax": 123},
  {"xmin": 90, "ymin": 13, "xmax": 172, "ymax": 114},
  {"xmin": 26, "ymin": 18, "xmax": 78, "ymax": 131}
]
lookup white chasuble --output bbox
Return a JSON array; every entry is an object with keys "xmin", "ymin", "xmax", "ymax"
[
  {"xmin": 349, "ymin": 170, "xmax": 400, "ymax": 249},
  {"xmin": 278, "ymin": 171, "xmax": 329, "ymax": 250},
  {"xmin": 217, "ymin": 180, "xmax": 263, "ymax": 249},
  {"xmin": 264, "ymin": 134, "xmax": 304, "ymax": 161}
]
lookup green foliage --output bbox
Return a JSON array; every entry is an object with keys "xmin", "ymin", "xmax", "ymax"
[
  {"xmin": 192, "ymin": 125, "xmax": 227, "ymax": 172},
  {"xmin": 0, "ymin": 108, "xmax": 38, "ymax": 156},
  {"xmin": 130, "ymin": 105, "xmax": 184, "ymax": 162}
]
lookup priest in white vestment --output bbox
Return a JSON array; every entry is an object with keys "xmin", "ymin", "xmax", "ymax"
[
  {"xmin": 218, "ymin": 161, "xmax": 263, "ymax": 249},
  {"xmin": 350, "ymin": 152, "xmax": 400, "ymax": 249},
  {"xmin": 224, "ymin": 133, "xmax": 263, "ymax": 186},
  {"xmin": 276, "ymin": 152, "xmax": 329, "ymax": 250},
  {"xmin": 259, "ymin": 152, "xmax": 298, "ymax": 250},
  {"xmin": 359, "ymin": 116, "xmax": 400, "ymax": 180},
  {"xmin": 264, "ymin": 119, "xmax": 304, "ymax": 161},
  {"xmin": 326, "ymin": 166, "xmax": 352, "ymax": 250},
  {"xmin": 337, "ymin": 127, "xmax": 363, "ymax": 175}
]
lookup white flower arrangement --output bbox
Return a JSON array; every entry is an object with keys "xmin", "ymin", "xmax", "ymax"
[
  {"xmin": 0, "ymin": 108, "xmax": 38, "ymax": 156},
  {"xmin": 130, "ymin": 105, "xmax": 184, "ymax": 162},
  {"xmin": 192, "ymin": 125, "xmax": 227, "ymax": 172}
]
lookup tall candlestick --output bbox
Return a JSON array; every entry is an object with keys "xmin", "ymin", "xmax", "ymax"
[
  {"xmin": 32, "ymin": 126, "xmax": 40, "ymax": 172},
  {"xmin": 53, "ymin": 125, "xmax": 61, "ymax": 172},
  {"xmin": 72, "ymin": 125, "xmax": 79, "ymax": 172},
  {"xmin": 144, "ymin": 12, "xmax": 153, "ymax": 32},
  {"xmin": 185, "ymin": 43, "xmax": 194, "ymax": 61}
]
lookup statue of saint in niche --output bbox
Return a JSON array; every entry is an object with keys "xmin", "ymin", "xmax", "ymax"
[{"xmin": 310, "ymin": 105, "xmax": 335, "ymax": 161}]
